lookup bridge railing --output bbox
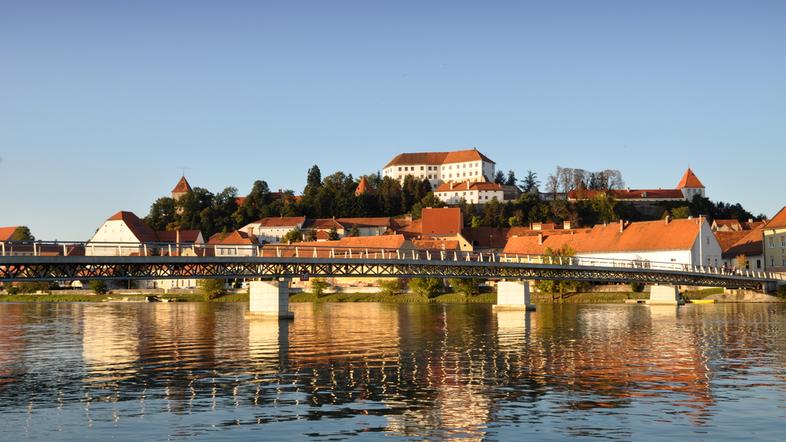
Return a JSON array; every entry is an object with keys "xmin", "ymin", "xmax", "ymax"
[{"xmin": 1, "ymin": 239, "xmax": 783, "ymax": 282}]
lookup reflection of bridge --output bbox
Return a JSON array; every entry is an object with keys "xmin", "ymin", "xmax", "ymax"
[{"xmin": 1, "ymin": 242, "xmax": 780, "ymax": 289}]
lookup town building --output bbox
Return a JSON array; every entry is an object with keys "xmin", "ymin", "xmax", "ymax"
[
  {"xmin": 434, "ymin": 181, "xmax": 505, "ymax": 205},
  {"xmin": 719, "ymin": 225, "xmax": 764, "ymax": 271},
  {"xmin": 568, "ymin": 168, "xmax": 706, "ymax": 203},
  {"xmin": 382, "ymin": 148, "xmax": 495, "ymax": 188},
  {"xmin": 503, "ymin": 217, "xmax": 722, "ymax": 268},
  {"xmin": 240, "ymin": 216, "xmax": 306, "ymax": 243},
  {"xmin": 763, "ymin": 206, "xmax": 786, "ymax": 273},
  {"xmin": 86, "ymin": 211, "xmax": 205, "ymax": 288},
  {"xmin": 207, "ymin": 230, "xmax": 259, "ymax": 256}
]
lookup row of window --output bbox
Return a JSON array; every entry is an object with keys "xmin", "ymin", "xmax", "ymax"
[
  {"xmin": 769, "ymin": 257, "xmax": 786, "ymax": 267},
  {"xmin": 766, "ymin": 236, "xmax": 786, "ymax": 247},
  {"xmin": 392, "ymin": 161, "xmax": 485, "ymax": 173}
]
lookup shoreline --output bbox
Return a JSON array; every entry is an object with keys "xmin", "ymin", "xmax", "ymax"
[{"xmin": 2, "ymin": 289, "xmax": 780, "ymax": 304}]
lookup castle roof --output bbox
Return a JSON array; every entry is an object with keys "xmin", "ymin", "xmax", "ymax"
[
  {"xmin": 677, "ymin": 168, "xmax": 705, "ymax": 189},
  {"xmin": 172, "ymin": 176, "xmax": 192, "ymax": 194},
  {"xmin": 384, "ymin": 148, "xmax": 494, "ymax": 168}
]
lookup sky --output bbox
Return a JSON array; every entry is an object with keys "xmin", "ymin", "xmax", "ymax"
[{"xmin": 1, "ymin": 0, "xmax": 785, "ymax": 240}]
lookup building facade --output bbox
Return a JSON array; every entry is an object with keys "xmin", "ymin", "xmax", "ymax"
[
  {"xmin": 763, "ymin": 207, "xmax": 786, "ymax": 273},
  {"xmin": 434, "ymin": 181, "xmax": 505, "ymax": 205},
  {"xmin": 382, "ymin": 148, "xmax": 495, "ymax": 188}
]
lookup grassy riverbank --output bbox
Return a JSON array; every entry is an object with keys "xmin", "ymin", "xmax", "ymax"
[{"xmin": 0, "ymin": 293, "xmax": 249, "ymax": 303}]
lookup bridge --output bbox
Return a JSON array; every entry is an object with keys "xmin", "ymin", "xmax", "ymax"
[{"xmin": 1, "ymin": 241, "xmax": 782, "ymax": 316}]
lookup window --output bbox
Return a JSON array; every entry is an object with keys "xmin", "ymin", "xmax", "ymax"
[
  {"xmin": 782, "ymin": 236, "xmax": 785, "ymax": 247},
  {"xmin": 756, "ymin": 259, "xmax": 761, "ymax": 269},
  {"xmin": 398, "ymin": 167, "xmax": 401, "ymax": 171},
  {"xmin": 769, "ymin": 237, "xmax": 775, "ymax": 247},
  {"xmin": 421, "ymin": 166, "xmax": 424, "ymax": 170}
]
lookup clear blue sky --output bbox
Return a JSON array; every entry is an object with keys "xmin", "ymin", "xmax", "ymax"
[{"xmin": 1, "ymin": 0, "xmax": 784, "ymax": 240}]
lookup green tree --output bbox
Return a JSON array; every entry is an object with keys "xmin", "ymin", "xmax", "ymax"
[
  {"xmin": 282, "ymin": 228, "xmax": 303, "ymax": 243},
  {"xmin": 349, "ymin": 225, "xmax": 360, "ymax": 237},
  {"xmin": 449, "ymin": 278, "xmax": 482, "ymax": 296},
  {"xmin": 328, "ymin": 227, "xmax": 340, "ymax": 240},
  {"xmin": 534, "ymin": 246, "xmax": 587, "ymax": 301},
  {"xmin": 310, "ymin": 278, "xmax": 330, "ymax": 297},
  {"xmin": 145, "ymin": 197, "xmax": 176, "ymax": 230},
  {"xmin": 505, "ymin": 170, "xmax": 517, "ymax": 186},
  {"xmin": 89, "ymin": 280, "xmax": 108, "ymax": 295},
  {"xmin": 671, "ymin": 206, "xmax": 691, "ymax": 219},
  {"xmin": 198, "ymin": 279, "xmax": 226, "ymax": 300},
  {"xmin": 378, "ymin": 279, "xmax": 403, "ymax": 296},
  {"xmin": 9, "ymin": 226, "xmax": 34, "ymax": 241},
  {"xmin": 408, "ymin": 278, "xmax": 443, "ymax": 297},
  {"xmin": 520, "ymin": 170, "xmax": 540, "ymax": 193},
  {"xmin": 494, "ymin": 170, "xmax": 505, "ymax": 184}
]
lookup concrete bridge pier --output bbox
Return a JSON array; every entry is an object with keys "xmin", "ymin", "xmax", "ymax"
[
  {"xmin": 246, "ymin": 279, "xmax": 294, "ymax": 319},
  {"xmin": 494, "ymin": 280, "xmax": 536, "ymax": 311},
  {"xmin": 647, "ymin": 285, "xmax": 684, "ymax": 305}
]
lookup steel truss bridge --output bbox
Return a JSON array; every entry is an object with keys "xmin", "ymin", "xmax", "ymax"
[{"xmin": 0, "ymin": 242, "xmax": 781, "ymax": 289}]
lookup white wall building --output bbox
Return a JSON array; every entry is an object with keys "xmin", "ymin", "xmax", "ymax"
[
  {"xmin": 382, "ymin": 148, "xmax": 495, "ymax": 188},
  {"xmin": 240, "ymin": 216, "xmax": 306, "ymax": 243},
  {"xmin": 434, "ymin": 181, "xmax": 505, "ymax": 205},
  {"xmin": 503, "ymin": 217, "xmax": 722, "ymax": 268}
]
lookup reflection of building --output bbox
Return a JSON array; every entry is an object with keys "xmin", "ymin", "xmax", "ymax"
[{"xmin": 82, "ymin": 304, "xmax": 139, "ymax": 382}]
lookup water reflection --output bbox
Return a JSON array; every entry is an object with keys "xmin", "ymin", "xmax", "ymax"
[{"xmin": 0, "ymin": 302, "xmax": 785, "ymax": 440}]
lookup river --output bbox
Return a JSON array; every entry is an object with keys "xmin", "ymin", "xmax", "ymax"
[{"xmin": 0, "ymin": 302, "xmax": 784, "ymax": 441}]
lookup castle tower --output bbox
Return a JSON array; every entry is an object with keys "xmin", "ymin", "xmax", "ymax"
[
  {"xmin": 172, "ymin": 176, "xmax": 192, "ymax": 201},
  {"xmin": 676, "ymin": 168, "xmax": 705, "ymax": 201}
]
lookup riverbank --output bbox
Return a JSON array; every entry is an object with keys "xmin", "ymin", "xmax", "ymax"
[{"xmin": 0, "ymin": 293, "xmax": 249, "ymax": 303}]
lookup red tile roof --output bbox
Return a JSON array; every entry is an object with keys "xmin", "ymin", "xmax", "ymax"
[
  {"xmin": 765, "ymin": 206, "xmax": 786, "ymax": 230},
  {"xmin": 355, "ymin": 177, "xmax": 369, "ymax": 196},
  {"xmin": 421, "ymin": 208, "xmax": 463, "ymax": 236},
  {"xmin": 461, "ymin": 227, "xmax": 510, "ymax": 249},
  {"xmin": 155, "ymin": 230, "xmax": 203, "ymax": 243},
  {"xmin": 293, "ymin": 234, "xmax": 409, "ymax": 250},
  {"xmin": 722, "ymin": 225, "xmax": 764, "ymax": 259},
  {"xmin": 0, "ymin": 226, "xmax": 19, "ymax": 242},
  {"xmin": 435, "ymin": 181, "xmax": 503, "ymax": 192},
  {"xmin": 384, "ymin": 148, "xmax": 494, "ymax": 168},
  {"xmin": 337, "ymin": 217, "xmax": 392, "ymax": 228},
  {"xmin": 714, "ymin": 231, "xmax": 748, "ymax": 253},
  {"xmin": 207, "ymin": 230, "xmax": 257, "ymax": 245},
  {"xmin": 569, "ymin": 188, "xmax": 685, "ymax": 200},
  {"xmin": 676, "ymin": 168, "xmax": 704, "ymax": 189},
  {"xmin": 172, "ymin": 176, "xmax": 192, "ymax": 193},
  {"xmin": 254, "ymin": 216, "xmax": 306, "ymax": 227},
  {"xmin": 303, "ymin": 218, "xmax": 344, "ymax": 230},
  {"xmin": 107, "ymin": 211, "xmax": 158, "ymax": 243},
  {"xmin": 503, "ymin": 218, "xmax": 706, "ymax": 255}
]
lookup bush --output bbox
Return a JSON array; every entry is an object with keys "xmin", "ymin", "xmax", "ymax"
[
  {"xmin": 310, "ymin": 278, "xmax": 331, "ymax": 297},
  {"xmin": 631, "ymin": 282, "xmax": 645, "ymax": 293},
  {"xmin": 198, "ymin": 279, "xmax": 226, "ymax": 300},
  {"xmin": 408, "ymin": 278, "xmax": 443, "ymax": 297},
  {"xmin": 88, "ymin": 280, "xmax": 108, "ymax": 295},
  {"xmin": 378, "ymin": 279, "xmax": 403, "ymax": 296},
  {"xmin": 448, "ymin": 278, "xmax": 482, "ymax": 296},
  {"xmin": 777, "ymin": 285, "xmax": 786, "ymax": 298}
]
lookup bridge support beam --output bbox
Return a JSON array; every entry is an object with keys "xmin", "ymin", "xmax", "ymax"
[
  {"xmin": 494, "ymin": 281, "xmax": 535, "ymax": 311},
  {"xmin": 647, "ymin": 285, "xmax": 683, "ymax": 305},
  {"xmin": 247, "ymin": 280, "xmax": 294, "ymax": 319}
]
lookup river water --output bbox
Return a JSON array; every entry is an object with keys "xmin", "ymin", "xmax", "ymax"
[{"xmin": 0, "ymin": 302, "xmax": 784, "ymax": 441}]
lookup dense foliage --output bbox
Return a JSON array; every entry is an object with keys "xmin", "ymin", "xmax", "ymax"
[{"xmin": 143, "ymin": 165, "xmax": 764, "ymax": 239}]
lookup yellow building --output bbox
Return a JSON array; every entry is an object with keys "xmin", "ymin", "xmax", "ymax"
[{"xmin": 763, "ymin": 206, "xmax": 786, "ymax": 273}]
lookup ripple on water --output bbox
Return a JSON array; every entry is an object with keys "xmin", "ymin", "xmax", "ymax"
[{"xmin": 1, "ymin": 302, "xmax": 786, "ymax": 440}]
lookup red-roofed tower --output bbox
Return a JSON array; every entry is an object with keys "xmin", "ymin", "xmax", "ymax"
[
  {"xmin": 172, "ymin": 176, "xmax": 192, "ymax": 201},
  {"xmin": 677, "ymin": 168, "xmax": 705, "ymax": 201}
]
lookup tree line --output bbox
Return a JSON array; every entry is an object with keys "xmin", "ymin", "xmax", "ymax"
[{"xmin": 143, "ymin": 164, "xmax": 763, "ymax": 239}]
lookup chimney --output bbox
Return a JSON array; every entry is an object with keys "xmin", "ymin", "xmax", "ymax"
[
  {"xmin": 537, "ymin": 233, "xmax": 543, "ymax": 245},
  {"xmin": 665, "ymin": 216, "xmax": 671, "ymax": 224},
  {"xmin": 466, "ymin": 181, "xmax": 470, "ymax": 190},
  {"xmin": 619, "ymin": 219, "xmax": 625, "ymax": 233},
  {"xmin": 748, "ymin": 218, "xmax": 753, "ymax": 224},
  {"xmin": 563, "ymin": 220, "xmax": 571, "ymax": 230},
  {"xmin": 450, "ymin": 182, "xmax": 455, "ymax": 190}
]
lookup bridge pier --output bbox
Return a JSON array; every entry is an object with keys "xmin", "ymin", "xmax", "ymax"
[
  {"xmin": 246, "ymin": 280, "xmax": 294, "ymax": 319},
  {"xmin": 494, "ymin": 281, "xmax": 535, "ymax": 311},
  {"xmin": 647, "ymin": 285, "xmax": 683, "ymax": 305}
]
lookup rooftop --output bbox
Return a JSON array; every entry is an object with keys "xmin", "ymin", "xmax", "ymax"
[{"xmin": 384, "ymin": 148, "xmax": 494, "ymax": 168}]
